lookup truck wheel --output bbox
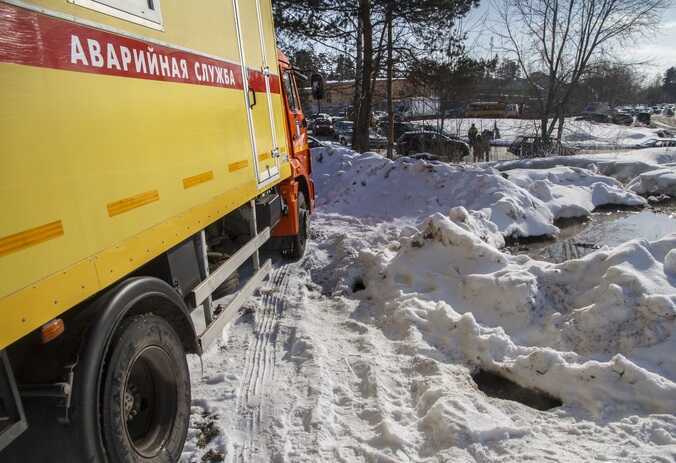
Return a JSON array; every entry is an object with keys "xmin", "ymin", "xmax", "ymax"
[
  {"xmin": 102, "ymin": 314, "xmax": 190, "ymax": 462},
  {"xmin": 288, "ymin": 191, "xmax": 309, "ymax": 259}
]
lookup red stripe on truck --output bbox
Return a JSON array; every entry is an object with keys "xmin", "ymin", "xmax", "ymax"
[{"xmin": 0, "ymin": 2, "xmax": 279, "ymax": 93}]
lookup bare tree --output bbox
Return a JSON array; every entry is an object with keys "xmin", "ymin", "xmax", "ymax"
[
  {"xmin": 496, "ymin": 0, "xmax": 667, "ymax": 146},
  {"xmin": 353, "ymin": 0, "xmax": 375, "ymax": 152}
]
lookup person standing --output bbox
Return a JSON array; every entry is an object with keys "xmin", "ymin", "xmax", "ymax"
[
  {"xmin": 468, "ymin": 123, "xmax": 478, "ymax": 143},
  {"xmin": 468, "ymin": 123, "xmax": 479, "ymax": 162}
]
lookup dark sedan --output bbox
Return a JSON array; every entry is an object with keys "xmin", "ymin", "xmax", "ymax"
[
  {"xmin": 397, "ymin": 131, "xmax": 470, "ymax": 162},
  {"xmin": 312, "ymin": 117, "xmax": 334, "ymax": 136}
]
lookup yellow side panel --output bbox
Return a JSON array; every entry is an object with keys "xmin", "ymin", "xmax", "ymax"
[
  {"xmin": 260, "ymin": 0, "xmax": 281, "ymax": 74},
  {"xmin": 1, "ymin": 63, "xmax": 256, "ymax": 298},
  {"xmin": 0, "ymin": 0, "xmax": 294, "ymax": 349},
  {"xmin": 26, "ymin": 0, "xmax": 242, "ymax": 63}
]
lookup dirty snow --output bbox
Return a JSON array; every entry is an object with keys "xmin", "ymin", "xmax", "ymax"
[{"xmin": 183, "ymin": 147, "xmax": 676, "ymax": 463}]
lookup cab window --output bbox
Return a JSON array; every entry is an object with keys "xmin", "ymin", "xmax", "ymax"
[{"xmin": 282, "ymin": 72, "xmax": 299, "ymax": 112}]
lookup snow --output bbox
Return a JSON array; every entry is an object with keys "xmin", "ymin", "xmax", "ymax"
[
  {"xmin": 503, "ymin": 166, "xmax": 646, "ymax": 218},
  {"xmin": 313, "ymin": 145, "xmax": 657, "ymax": 240},
  {"xmin": 433, "ymin": 117, "xmax": 669, "ymax": 150},
  {"xmin": 312, "ymin": 146, "xmax": 558, "ymax": 240},
  {"xmin": 628, "ymin": 167, "xmax": 676, "ymax": 197},
  {"xmin": 361, "ymin": 214, "xmax": 676, "ymax": 410},
  {"xmin": 182, "ymin": 146, "xmax": 676, "ymax": 462},
  {"xmin": 494, "ymin": 148, "xmax": 676, "ymax": 199}
]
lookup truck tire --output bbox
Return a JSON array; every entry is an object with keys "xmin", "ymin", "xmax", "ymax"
[
  {"xmin": 102, "ymin": 314, "xmax": 190, "ymax": 462},
  {"xmin": 288, "ymin": 191, "xmax": 309, "ymax": 260}
]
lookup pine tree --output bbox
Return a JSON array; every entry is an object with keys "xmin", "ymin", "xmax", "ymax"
[{"xmin": 663, "ymin": 67, "xmax": 676, "ymax": 102}]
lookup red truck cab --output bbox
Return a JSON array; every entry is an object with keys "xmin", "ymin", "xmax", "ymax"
[{"xmin": 272, "ymin": 51, "xmax": 316, "ymax": 256}]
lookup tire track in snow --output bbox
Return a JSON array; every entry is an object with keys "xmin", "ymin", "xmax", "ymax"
[{"xmin": 232, "ymin": 265, "xmax": 290, "ymax": 463}]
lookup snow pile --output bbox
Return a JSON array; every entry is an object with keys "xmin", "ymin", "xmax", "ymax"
[
  {"xmin": 313, "ymin": 145, "xmax": 559, "ymax": 239},
  {"xmin": 628, "ymin": 166, "xmax": 676, "ymax": 197},
  {"xmin": 560, "ymin": 120, "xmax": 660, "ymax": 149},
  {"xmin": 313, "ymin": 146, "xmax": 658, "ymax": 241},
  {"xmin": 495, "ymin": 148, "xmax": 676, "ymax": 198},
  {"xmin": 504, "ymin": 166, "xmax": 646, "ymax": 218},
  {"xmin": 359, "ymin": 212, "xmax": 676, "ymax": 416}
]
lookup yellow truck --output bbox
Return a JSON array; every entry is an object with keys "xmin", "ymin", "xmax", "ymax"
[{"xmin": 0, "ymin": 0, "xmax": 316, "ymax": 460}]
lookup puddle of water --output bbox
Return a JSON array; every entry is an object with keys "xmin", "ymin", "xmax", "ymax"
[{"xmin": 510, "ymin": 201, "xmax": 676, "ymax": 263}]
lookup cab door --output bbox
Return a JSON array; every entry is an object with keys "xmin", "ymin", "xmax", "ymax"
[
  {"xmin": 280, "ymin": 68, "xmax": 308, "ymax": 157},
  {"xmin": 232, "ymin": 0, "xmax": 280, "ymax": 186}
]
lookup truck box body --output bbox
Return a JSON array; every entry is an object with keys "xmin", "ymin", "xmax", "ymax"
[{"xmin": 0, "ymin": 0, "xmax": 292, "ymax": 350}]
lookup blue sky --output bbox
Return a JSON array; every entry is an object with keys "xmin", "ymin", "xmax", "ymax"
[{"xmin": 464, "ymin": 1, "xmax": 676, "ymax": 80}]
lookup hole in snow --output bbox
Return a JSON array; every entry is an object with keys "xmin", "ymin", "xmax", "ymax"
[
  {"xmin": 351, "ymin": 277, "xmax": 366, "ymax": 293},
  {"xmin": 472, "ymin": 369, "xmax": 562, "ymax": 411}
]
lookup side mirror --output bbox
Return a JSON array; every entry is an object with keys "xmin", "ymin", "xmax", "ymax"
[{"xmin": 310, "ymin": 73, "xmax": 325, "ymax": 100}]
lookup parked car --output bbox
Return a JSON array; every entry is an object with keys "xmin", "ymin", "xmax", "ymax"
[
  {"xmin": 397, "ymin": 131, "xmax": 470, "ymax": 162},
  {"xmin": 575, "ymin": 113, "xmax": 611, "ymax": 123},
  {"xmin": 307, "ymin": 112, "xmax": 331, "ymax": 131},
  {"xmin": 313, "ymin": 116, "xmax": 335, "ymax": 136},
  {"xmin": 375, "ymin": 121, "xmax": 416, "ymax": 141},
  {"xmin": 404, "ymin": 153, "xmax": 443, "ymax": 162},
  {"xmin": 309, "ymin": 112, "xmax": 331, "ymax": 121},
  {"xmin": 508, "ymin": 136, "xmax": 577, "ymax": 158},
  {"xmin": 334, "ymin": 120, "xmax": 354, "ymax": 145},
  {"xmin": 373, "ymin": 110, "xmax": 388, "ymax": 122},
  {"xmin": 611, "ymin": 112, "xmax": 634, "ymax": 125},
  {"xmin": 636, "ymin": 112, "xmax": 651, "ymax": 125},
  {"xmin": 508, "ymin": 136, "xmax": 545, "ymax": 158},
  {"xmin": 336, "ymin": 125, "xmax": 388, "ymax": 149},
  {"xmin": 663, "ymin": 108, "xmax": 675, "ymax": 117},
  {"xmin": 367, "ymin": 130, "xmax": 388, "ymax": 149},
  {"xmin": 419, "ymin": 123, "xmax": 462, "ymax": 140}
]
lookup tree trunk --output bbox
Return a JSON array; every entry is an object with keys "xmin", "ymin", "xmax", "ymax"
[
  {"xmin": 353, "ymin": 0, "xmax": 372, "ymax": 153},
  {"xmin": 385, "ymin": 1, "xmax": 394, "ymax": 159},
  {"xmin": 540, "ymin": 117, "xmax": 548, "ymax": 141},
  {"xmin": 352, "ymin": 14, "xmax": 363, "ymax": 126},
  {"xmin": 556, "ymin": 111, "xmax": 565, "ymax": 153}
]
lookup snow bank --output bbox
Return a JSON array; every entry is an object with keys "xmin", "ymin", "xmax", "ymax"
[
  {"xmin": 504, "ymin": 166, "xmax": 646, "ymax": 218},
  {"xmin": 494, "ymin": 148, "xmax": 676, "ymax": 198},
  {"xmin": 313, "ymin": 145, "xmax": 559, "ymax": 239},
  {"xmin": 627, "ymin": 166, "xmax": 676, "ymax": 197},
  {"xmin": 359, "ymin": 212, "xmax": 676, "ymax": 415},
  {"xmin": 313, "ymin": 146, "xmax": 656, "ymax": 241}
]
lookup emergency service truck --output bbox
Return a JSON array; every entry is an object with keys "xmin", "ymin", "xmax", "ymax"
[{"xmin": 0, "ymin": 0, "xmax": 316, "ymax": 460}]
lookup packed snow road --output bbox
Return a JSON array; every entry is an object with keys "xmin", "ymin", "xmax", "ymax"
[{"xmin": 181, "ymin": 146, "xmax": 676, "ymax": 463}]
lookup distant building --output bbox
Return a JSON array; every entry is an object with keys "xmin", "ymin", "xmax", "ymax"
[{"xmin": 302, "ymin": 78, "xmax": 428, "ymax": 114}]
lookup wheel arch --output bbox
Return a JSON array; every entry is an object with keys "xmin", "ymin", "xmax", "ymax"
[
  {"xmin": 88, "ymin": 277, "xmax": 200, "ymax": 358},
  {"xmin": 294, "ymin": 173, "xmax": 314, "ymax": 213},
  {"xmin": 73, "ymin": 276, "xmax": 199, "ymax": 461}
]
